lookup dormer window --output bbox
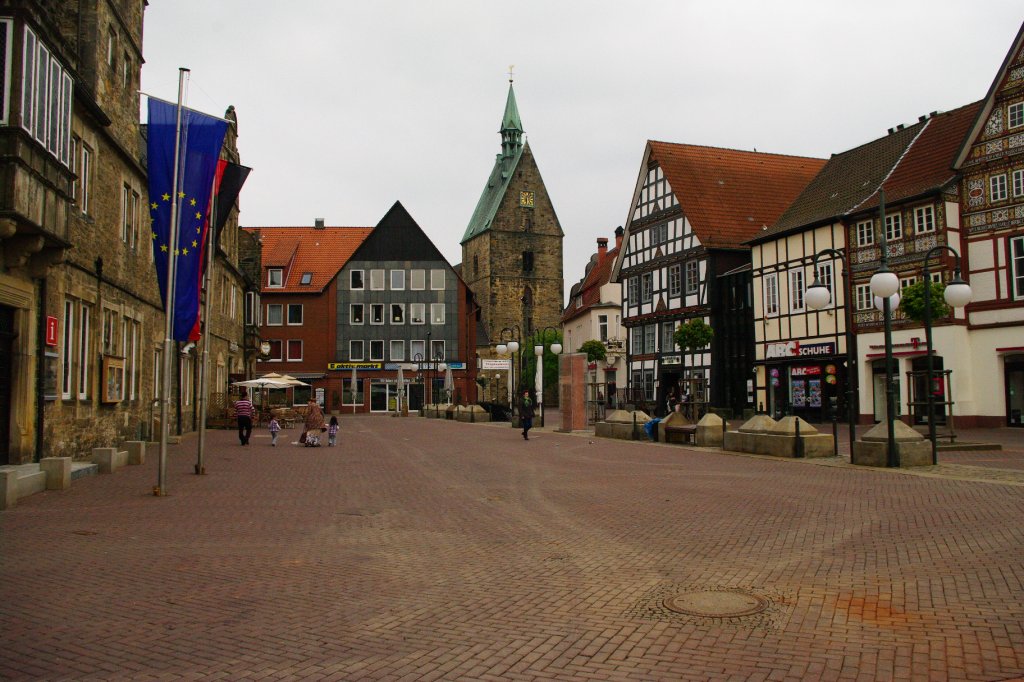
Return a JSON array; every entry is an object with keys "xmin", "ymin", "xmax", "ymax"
[
  {"xmin": 268, "ymin": 268, "xmax": 283, "ymax": 288},
  {"xmin": 300, "ymin": 272, "xmax": 313, "ymax": 285}
]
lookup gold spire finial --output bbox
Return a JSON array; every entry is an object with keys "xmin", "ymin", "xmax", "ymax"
[{"xmin": 507, "ymin": 64, "xmax": 515, "ymax": 83}]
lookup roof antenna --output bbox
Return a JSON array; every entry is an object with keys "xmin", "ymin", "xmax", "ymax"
[{"xmin": 507, "ymin": 64, "xmax": 515, "ymax": 83}]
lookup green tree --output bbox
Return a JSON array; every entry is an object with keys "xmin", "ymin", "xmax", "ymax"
[
  {"xmin": 673, "ymin": 318, "xmax": 714, "ymax": 355},
  {"xmin": 578, "ymin": 339, "xmax": 607, "ymax": 363},
  {"xmin": 899, "ymin": 280, "xmax": 949, "ymax": 323},
  {"xmin": 522, "ymin": 328, "xmax": 563, "ymax": 403}
]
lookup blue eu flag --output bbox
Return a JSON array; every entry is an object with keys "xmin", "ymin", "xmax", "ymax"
[{"xmin": 147, "ymin": 98, "xmax": 228, "ymax": 342}]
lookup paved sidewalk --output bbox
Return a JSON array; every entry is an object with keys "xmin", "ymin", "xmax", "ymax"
[{"xmin": 1, "ymin": 416, "xmax": 1022, "ymax": 680}]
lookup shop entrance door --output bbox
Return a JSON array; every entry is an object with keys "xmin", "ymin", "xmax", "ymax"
[
  {"xmin": 1006, "ymin": 355, "xmax": 1024, "ymax": 427},
  {"xmin": 0, "ymin": 306, "xmax": 13, "ymax": 464},
  {"xmin": 370, "ymin": 381, "xmax": 388, "ymax": 412}
]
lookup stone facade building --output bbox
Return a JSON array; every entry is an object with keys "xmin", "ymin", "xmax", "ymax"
[
  {"xmin": 461, "ymin": 82, "xmax": 564, "ymax": 396},
  {"xmin": 0, "ymin": 1, "xmax": 249, "ymax": 464}
]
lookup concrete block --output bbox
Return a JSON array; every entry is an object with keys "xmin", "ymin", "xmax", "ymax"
[
  {"xmin": 0, "ymin": 470, "xmax": 17, "ymax": 509},
  {"xmin": 17, "ymin": 470, "xmax": 46, "ymax": 497},
  {"xmin": 456, "ymin": 405, "xmax": 490, "ymax": 423},
  {"xmin": 92, "ymin": 447, "xmax": 118, "ymax": 474},
  {"xmin": 595, "ymin": 421, "xmax": 642, "ymax": 440},
  {"xmin": 125, "ymin": 441, "xmax": 146, "ymax": 465},
  {"xmin": 852, "ymin": 439, "xmax": 932, "ymax": 467},
  {"xmin": 695, "ymin": 413, "xmax": 724, "ymax": 447},
  {"xmin": 40, "ymin": 457, "xmax": 72, "ymax": 490},
  {"xmin": 738, "ymin": 414, "xmax": 777, "ymax": 433}
]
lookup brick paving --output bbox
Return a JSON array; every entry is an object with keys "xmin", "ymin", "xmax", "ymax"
[{"xmin": 1, "ymin": 416, "xmax": 1022, "ymax": 681}]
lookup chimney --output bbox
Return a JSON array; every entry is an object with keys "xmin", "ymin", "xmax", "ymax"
[
  {"xmin": 314, "ymin": 218, "xmax": 325, "ymax": 229},
  {"xmin": 614, "ymin": 225, "xmax": 624, "ymax": 250},
  {"xmin": 597, "ymin": 237, "xmax": 608, "ymax": 257}
]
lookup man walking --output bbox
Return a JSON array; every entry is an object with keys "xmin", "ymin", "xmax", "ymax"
[
  {"xmin": 234, "ymin": 390, "xmax": 254, "ymax": 446},
  {"xmin": 519, "ymin": 389, "xmax": 535, "ymax": 440}
]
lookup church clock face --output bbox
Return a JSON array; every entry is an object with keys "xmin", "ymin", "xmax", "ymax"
[{"xmin": 519, "ymin": 191, "xmax": 535, "ymax": 208}]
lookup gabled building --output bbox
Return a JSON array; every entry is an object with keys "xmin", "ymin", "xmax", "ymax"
[
  {"xmin": 461, "ymin": 81, "xmax": 564, "ymax": 394},
  {"xmin": 336, "ymin": 202, "xmax": 479, "ymax": 412},
  {"xmin": 954, "ymin": 21, "xmax": 1024, "ymax": 427},
  {"xmin": 612, "ymin": 142, "xmax": 825, "ymax": 416},
  {"xmin": 749, "ymin": 104, "xmax": 979, "ymax": 423},
  {"xmin": 246, "ymin": 221, "xmax": 372, "ymax": 410},
  {"xmin": 561, "ymin": 228, "xmax": 626, "ymax": 406}
]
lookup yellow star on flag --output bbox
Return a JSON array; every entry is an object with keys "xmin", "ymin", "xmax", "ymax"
[
  {"xmin": 152, "ymin": 232, "xmax": 157, "ymax": 240},
  {"xmin": 192, "ymin": 240, "xmax": 198, "ymax": 248},
  {"xmin": 182, "ymin": 248, "xmax": 189, "ymax": 256},
  {"xmin": 195, "ymin": 211, "xmax": 202, "ymax": 220},
  {"xmin": 174, "ymin": 248, "xmax": 180, "ymax": 255},
  {"xmin": 190, "ymin": 198, "xmax": 197, "ymax": 206},
  {"xmin": 196, "ymin": 227, "xmax": 201, "ymax": 234},
  {"xmin": 162, "ymin": 193, "xmax": 170, "ymax": 201},
  {"xmin": 150, "ymin": 202, "xmax": 158, "ymax": 210},
  {"xmin": 178, "ymin": 191, "xmax": 185, "ymax": 198},
  {"xmin": 160, "ymin": 244, "xmax": 168, "ymax": 252}
]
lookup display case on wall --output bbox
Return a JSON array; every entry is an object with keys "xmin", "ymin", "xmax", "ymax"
[{"xmin": 102, "ymin": 356, "xmax": 125, "ymax": 404}]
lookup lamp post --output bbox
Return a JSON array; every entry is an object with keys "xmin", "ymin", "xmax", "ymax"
[
  {"xmin": 870, "ymin": 190, "xmax": 901, "ymax": 468},
  {"xmin": 496, "ymin": 326, "xmax": 522, "ymax": 426},
  {"xmin": 533, "ymin": 326, "xmax": 562, "ymax": 428},
  {"xmin": 921, "ymin": 246, "xmax": 972, "ymax": 465},
  {"xmin": 806, "ymin": 248, "xmax": 859, "ymax": 460},
  {"xmin": 413, "ymin": 353, "xmax": 424, "ymax": 410}
]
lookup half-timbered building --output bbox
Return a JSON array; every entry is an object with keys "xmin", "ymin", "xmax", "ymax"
[
  {"xmin": 612, "ymin": 142, "xmax": 825, "ymax": 416},
  {"xmin": 955, "ymin": 21, "xmax": 1024, "ymax": 427}
]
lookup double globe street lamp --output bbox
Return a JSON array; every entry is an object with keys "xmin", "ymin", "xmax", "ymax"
[
  {"xmin": 496, "ymin": 325, "xmax": 522, "ymax": 425},
  {"xmin": 533, "ymin": 326, "xmax": 562, "ymax": 427}
]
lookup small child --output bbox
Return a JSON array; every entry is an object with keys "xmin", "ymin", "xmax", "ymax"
[
  {"xmin": 328, "ymin": 416, "xmax": 339, "ymax": 447},
  {"xmin": 268, "ymin": 417, "xmax": 281, "ymax": 447}
]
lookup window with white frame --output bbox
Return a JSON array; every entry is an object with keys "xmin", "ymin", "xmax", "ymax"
[
  {"xmin": 430, "ymin": 339, "xmax": 445, "ymax": 361},
  {"xmin": 764, "ymin": 272, "xmax": 779, "ymax": 316},
  {"xmin": 668, "ymin": 264, "xmax": 681, "ymax": 296},
  {"xmin": 644, "ymin": 324, "xmax": 656, "ymax": 354},
  {"xmin": 856, "ymin": 219, "xmax": 874, "ymax": 246},
  {"xmin": 80, "ymin": 146, "xmax": 92, "ymax": 214},
  {"xmin": 598, "ymin": 315, "xmax": 609, "ymax": 342},
  {"xmin": 369, "ymin": 269, "xmax": 385, "ymax": 290},
  {"xmin": 410, "ymin": 339, "xmax": 425, "ymax": 361},
  {"xmin": 77, "ymin": 303, "xmax": 90, "ymax": 399},
  {"xmin": 369, "ymin": 340, "xmax": 384, "ymax": 361},
  {"xmin": 430, "ymin": 303, "xmax": 445, "ymax": 324},
  {"xmin": 245, "ymin": 292, "xmax": 260, "ymax": 325},
  {"xmin": 127, "ymin": 319, "xmax": 139, "ymax": 401},
  {"xmin": 409, "ymin": 303, "xmax": 425, "ymax": 324},
  {"xmin": 1011, "ymin": 235, "xmax": 1024, "ymax": 300},
  {"xmin": 930, "ymin": 271, "xmax": 944, "ymax": 285},
  {"xmin": 1010, "ymin": 101, "xmax": 1024, "ymax": 129},
  {"xmin": 685, "ymin": 261, "xmax": 699, "ymax": 294},
  {"xmin": 121, "ymin": 184, "xmax": 139, "ymax": 247},
  {"xmin": 900, "ymin": 276, "xmax": 917, "ymax": 291},
  {"xmin": 627, "ymin": 276, "xmax": 639, "ymax": 305},
  {"xmin": 153, "ymin": 348, "xmax": 162, "ymax": 399},
  {"xmin": 885, "ymin": 214, "xmax": 903, "ymax": 241},
  {"xmin": 61, "ymin": 299, "xmax": 74, "ymax": 399},
  {"xmin": 102, "ymin": 308, "xmax": 118, "ymax": 355},
  {"xmin": 390, "ymin": 303, "xmax": 405, "ymax": 324},
  {"xmin": 913, "ymin": 206, "xmax": 935, "ymax": 234},
  {"xmin": 430, "ymin": 269, "xmax": 446, "ymax": 290},
  {"xmin": 817, "ymin": 262, "xmax": 834, "ymax": 304},
  {"xmin": 349, "ymin": 340, "xmax": 364, "ymax": 361},
  {"xmin": 1013, "ymin": 169, "xmax": 1024, "ymax": 198},
  {"xmin": 287, "ymin": 339, "xmax": 302, "ymax": 361},
  {"xmin": 266, "ymin": 304, "xmax": 283, "ymax": 326},
  {"xmin": 350, "ymin": 304, "xmax": 364, "ymax": 325},
  {"xmin": 643, "ymin": 369, "xmax": 655, "ymax": 401},
  {"xmin": 410, "ymin": 269, "xmax": 425, "ymax": 290},
  {"xmin": 651, "ymin": 222, "xmax": 668, "ymax": 245},
  {"xmin": 370, "ymin": 303, "xmax": 384, "ymax": 325},
  {"xmin": 991, "ymin": 174, "xmax": 1008, "ymax": 202},
  {"xmin": 390, "ymin": 269, "xmax": 405, "ymax": 290},
  {"xmin": 299, "ymin": 272, "xmax": 312, "ymax": 285},
  {"xmin": 789, "ymin": 269, "xmax": 805, "ymax": 312},
  {"xmin": 630, "ymin": 328, "xmax": 643, "ymax": 355},
  {"xmin": 21, "ymin": 27, "xmax": 73, "ymax": 167},
  {"xmin": 180, "ymin": 355, "xmax": 193, "ymax": 406},
  {"xmin": 390, "ymin": 340, "xmax": 405, "ymax": 361},
  {"xmin": 287, "ymin": 304, "xmax": 303, "ymax": 325},
  {"xmin": 641, "ymin": 272, "xmax": 652, "ymax": 302},
  {"xmin": 661, "ymin": 321, "xmax": 675, "ymax": 352},
  {"xmin": 855, "ymin": 283, "xmax": 872, "ymax": 311},
  {"xmin": 268, "ymin": 268, "xmax": 283, "ymax": 287},
  {"xmin": 350, "ymin": 270, "xmax": 364, "ymax": 290}
]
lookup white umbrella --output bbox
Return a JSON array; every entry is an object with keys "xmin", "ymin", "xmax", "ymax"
[
  {"xmin": 396, "ymin": 365, "xmax": 405, "ymax": 414},
  {"xmin": 444, "ymin": 365, "xmax": 454, "ymax": 405},
  {"xmin": 233, "ymin": 377, "xmax": 292, "ymax": 389}
]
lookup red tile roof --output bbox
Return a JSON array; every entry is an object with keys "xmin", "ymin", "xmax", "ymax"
[
  {"xmin": 649, "ymin": 141, "xmax": 827, "ymax": 249},
  {"xmin": 562, "ymin": 238, "xmax": 620, "ymax": 324},
  {"xmin": 242, "ymin": 226, "xmax": 372, "ymax": 293}
]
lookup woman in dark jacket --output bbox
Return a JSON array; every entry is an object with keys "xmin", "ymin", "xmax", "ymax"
[{"xmin": 519, "ymin": 390, "xmax": 535, "ymax": 440}]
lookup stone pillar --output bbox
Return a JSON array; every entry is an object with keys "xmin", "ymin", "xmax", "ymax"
[
  {"xmin": 558, "ymin": 353, "xmax": 587, "ymax": 432},
  {"xmin": 125, "ymin": 441, "xmax": 146, "ymax": 465},
  {"xmin": 0, "ymin": 470, "xmax": 17, "ymax": 509},
  {"xmin": 40, "ymin": 457, "xmax": 72, "ymax": 490}
]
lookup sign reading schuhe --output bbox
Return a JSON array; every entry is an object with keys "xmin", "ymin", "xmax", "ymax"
[{"xmin": 764, "ymin": 341, "xmax": 836, "ymax": 359}]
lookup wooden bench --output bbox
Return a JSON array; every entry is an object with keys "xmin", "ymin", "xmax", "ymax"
[{"xmin": 662, "ymin": 423, "xmax": 697, "ymax": 445}]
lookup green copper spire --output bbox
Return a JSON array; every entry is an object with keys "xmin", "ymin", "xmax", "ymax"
[{"xmin": 500, "ymin": 81, "xmax": 523, "ymax": 158}]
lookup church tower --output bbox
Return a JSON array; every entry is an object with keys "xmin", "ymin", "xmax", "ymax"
[{"xmin": 461, "ymin": 81, "xmax": 564, "ymax": 351}]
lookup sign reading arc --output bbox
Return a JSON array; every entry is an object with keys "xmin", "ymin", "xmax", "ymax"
[{"xmin": 764, "ymin": 341, "xmax": 836, "ymax": 359}]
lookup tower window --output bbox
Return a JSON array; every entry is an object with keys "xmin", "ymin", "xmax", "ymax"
[{"xmin": 523, "ymin": 251, "xmax": 534, "ymax": 272}]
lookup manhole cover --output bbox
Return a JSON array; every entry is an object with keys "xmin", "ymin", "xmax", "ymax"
[{"xmin": 664, "ymin": 590, "xmax": 768, "ymax": 618}]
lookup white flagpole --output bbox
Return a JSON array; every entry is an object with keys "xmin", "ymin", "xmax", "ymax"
[
  {"xmin": 195, "ymin": 172, "xmax": 218, "ymax": 475},
  {"xmin": 156, "ymin": 67, "xmax": 189, "ymax": 497}
]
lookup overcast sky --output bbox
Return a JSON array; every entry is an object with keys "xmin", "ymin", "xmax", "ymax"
[{"xmin": 141, "ymin": 2, "xmax": 1022, "ymax": 301}]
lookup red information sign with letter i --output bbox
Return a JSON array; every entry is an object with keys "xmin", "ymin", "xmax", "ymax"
[{"xmin": 45, "ymin": 315, "xmax": 58, "ymax": 347}]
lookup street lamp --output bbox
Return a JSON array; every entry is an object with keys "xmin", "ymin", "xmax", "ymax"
[
  {"xmin": 533, "ymin": 326, "xmax": 562, "ymax": 427},
  {"xmin": 921, "ymin": 245, "xmax": 972, "ymax": 465},
  {"xmin": 869, "ymin": 190, "xmax": 900, "ymax": 468},
  {"xmin": 413, "ymin": 352, "xmax": 424, "ymax": 410},
  {"xmin": 496, "ymin": 326, "xmax": 522, "ymax": 425},
  {"xmin": 805, "ymin": 248, "xmax": 858, "ymax": 459}
]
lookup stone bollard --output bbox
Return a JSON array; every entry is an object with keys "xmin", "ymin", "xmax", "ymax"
[
  {"xmin": 40, "ymin": 457, "xmax": 72, "ymax": 490},
  {"xmin": 0, "ymin": 470, "xmax": 17, "ymax": 510},
  {"xmin": 695, "ymin": 413, "xmax": 724, "ymax": 447},
  {"xmin": 92, "ymin": 447, "xmax": 117, "ymax": 474},
  {"xmin": 125, "ymin": 441, "xmax": 146, "ymax": 465}
]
